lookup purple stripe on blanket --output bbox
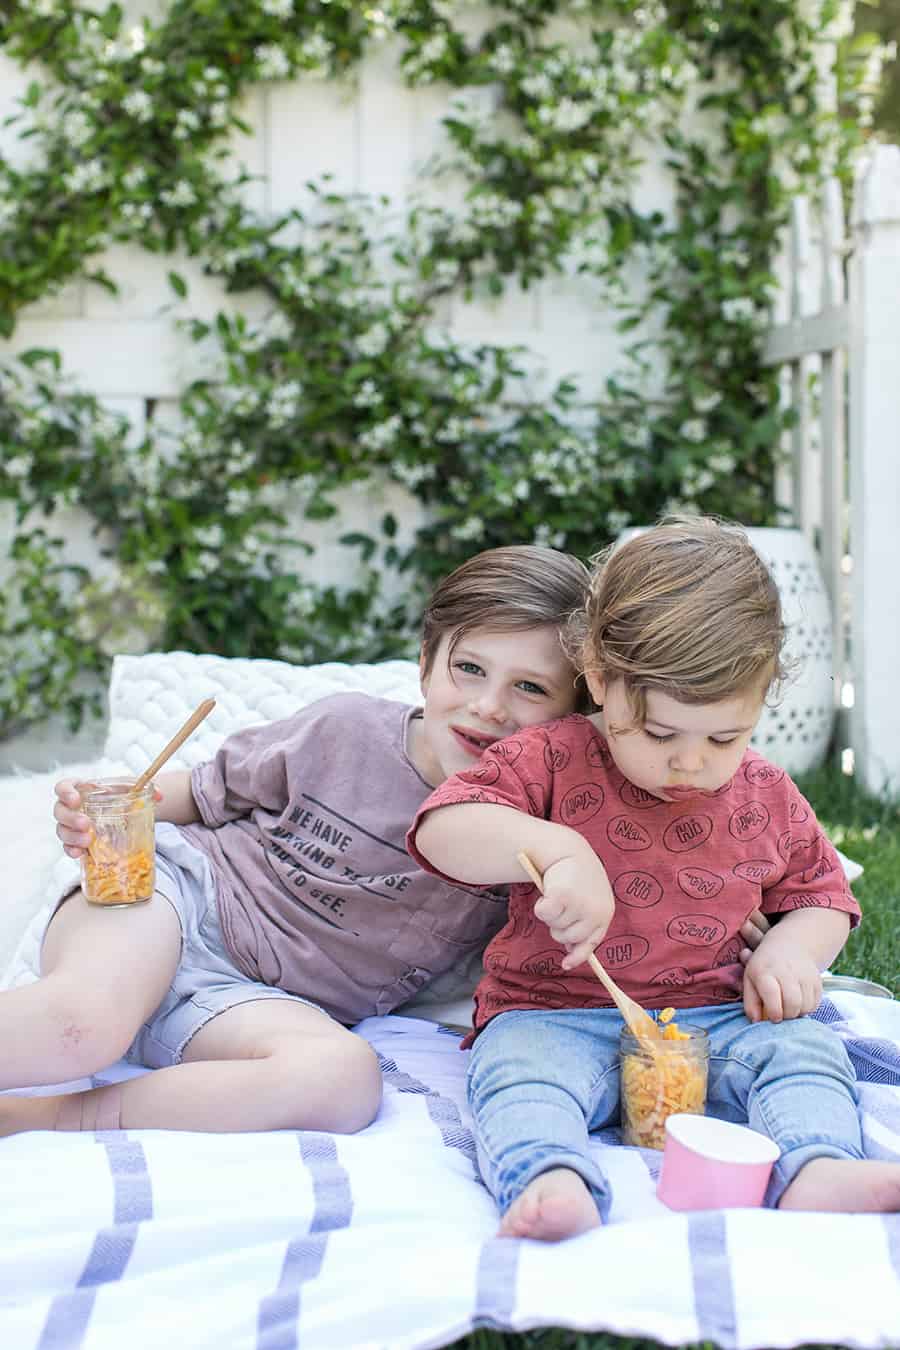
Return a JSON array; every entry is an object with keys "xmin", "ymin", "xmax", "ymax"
[
  {"xmin": 688, "ymin": 1212, "xmax": 737, "ymax": 1346},
  {"xmin": 377, "ymin": 1052, "xmax": 478, "ymax": 1167},
  {"xmin": 256, "ymin": 1134, "xmax": 353, "ymax": 1350},
  {"xmin": 814, "ymin": 999, "xmax": 900, "ymax": 1085},
  {"xmin": 37, "ymin": 1136, "xmax": 151, "ymax": 1350},
  {"xmin": 474, "ymin": 1238, "xmax": 519, "ymax": 1330}
]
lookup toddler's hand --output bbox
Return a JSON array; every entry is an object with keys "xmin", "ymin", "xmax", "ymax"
[
  {"xmin": 742, "ymin": 944, "xmax": 822, "ymax": 1022},
  {"xmin": 533, "ymin": 852, "xmax": 615, "ymax": 971},
  {"xmin": 738, "ymin": 907, "xmax": 771, "ymax": 965}
]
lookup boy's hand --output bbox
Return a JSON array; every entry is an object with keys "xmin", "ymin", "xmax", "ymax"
[
  {"xmin": 53, "ymin": 779, "xmax": 94, "ymax": 858},
  {"xmin": 742, "ymin": 944, "xmax": 823, "ymax": 1022},
  {"xmin": 533, "ymin": 853, "xmax": 616, "ymax": 971},
  {"xmin": 54, "ymin": 778, "xmax": 163, "ymax": 858}
]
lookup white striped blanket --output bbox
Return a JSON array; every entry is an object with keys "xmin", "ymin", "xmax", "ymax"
[{"xmin": 1, "ymin": 990, "xmax": 898, "ymax": 1350}]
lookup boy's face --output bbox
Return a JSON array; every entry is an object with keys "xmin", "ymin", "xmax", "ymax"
[
  {"xmin": 415, "ymin": 625, "xmax": 577, "ymax": 785},
  {"xmin": 586, "ymin": 676, "xmax": 763, "ymax": 802}
]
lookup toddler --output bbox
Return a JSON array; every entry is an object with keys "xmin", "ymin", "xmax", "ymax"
[{"xmin": 410, "ymin": 516, "xmax": 900, "ymax": 1241}]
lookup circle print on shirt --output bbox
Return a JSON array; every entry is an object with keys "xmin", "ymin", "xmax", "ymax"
[
  {"xmin": 663, "ymin": 814, "xmax": 713, "ymax": 852},
  {"xmin": 613, "ymin": 870, "xmax": 663, "ymax": 908}
]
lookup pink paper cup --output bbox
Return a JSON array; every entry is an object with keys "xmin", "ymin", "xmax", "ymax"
[{"xmin": 657, "ymin": 1113, "xmax": 781, "ymax": 1211}]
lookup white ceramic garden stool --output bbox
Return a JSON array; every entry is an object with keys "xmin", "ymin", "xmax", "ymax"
[{"xmin": 615, "ymin": 526, "xmax": 836, "ymax": 775}]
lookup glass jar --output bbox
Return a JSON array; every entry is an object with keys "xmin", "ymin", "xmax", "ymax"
[
  {"xmin": 620, "ymin": 1024, "xmax": 709, "ymax": 1150},
  {"xmin": 80, "ymin": 778, "xmax": 156, "ymax": 907}
]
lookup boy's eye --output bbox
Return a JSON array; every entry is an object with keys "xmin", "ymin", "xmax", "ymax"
[
  {"xmin": 454, "ymin": 661, "xmax": 484, "ymax": 677},
  {"xmin": 518, "ymin": 680, "xmax": 549, "ymax": 697},
  {"xmin": 710, "ymin": 736, "xmax": 739, "ymax": 747},
  {"xmin": 644, "ymin": 730, "xmax": 674, "ymax": 743}
]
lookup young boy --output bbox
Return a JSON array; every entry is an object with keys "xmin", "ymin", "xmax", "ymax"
[
  {"xmin": 410, "ymin": 516, "xmax": 900, "ymax": 1240},
  {"xmin": 6, "ymin": 546, "xmax": 589, "ymax": 1138}
]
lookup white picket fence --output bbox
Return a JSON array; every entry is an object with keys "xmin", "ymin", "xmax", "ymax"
[{"xmin": 762, "ymin": 143, "xmax": 900, "ymax": 797}]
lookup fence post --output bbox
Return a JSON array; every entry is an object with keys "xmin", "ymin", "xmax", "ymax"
[{"xmin": 848, "ymin": 144, "xmax": 900, "ymax": 798}]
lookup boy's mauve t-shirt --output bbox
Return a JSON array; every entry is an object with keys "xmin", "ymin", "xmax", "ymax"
[
  {"xmin": 406, "ymin": 714, "xmax": 860, "ymax": 1036},
  {"xmin": 178, "ymin": 693, "xmax": 506, "ymax": 1024}
]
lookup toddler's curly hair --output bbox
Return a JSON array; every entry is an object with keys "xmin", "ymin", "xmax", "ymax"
[{"xmin": 566, "ymin": 515, "xmax": 789, "ymax": 724}]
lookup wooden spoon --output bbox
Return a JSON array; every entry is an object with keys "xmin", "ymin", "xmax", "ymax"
[
  {"xmin": 131, "ymin": 698, "xmax": 217, "ymax": 794},
  {"xmin": 516, "ymin": 849, "xmax": 661, "ymax": 1043}
]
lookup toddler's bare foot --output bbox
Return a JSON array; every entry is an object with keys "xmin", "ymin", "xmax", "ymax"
[
  {"xmin": 498, "ymin": 1167, "xmax": 601, "ymax": 1242},
  {"xmin": 778, "ymin": 1158, "xmax": 900, "ymax": 1213}
]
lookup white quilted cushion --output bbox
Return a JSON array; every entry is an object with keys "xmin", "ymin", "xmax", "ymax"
[{"xmin": 104, "ymin": 651, "xmax": 423, "ymax": 772}]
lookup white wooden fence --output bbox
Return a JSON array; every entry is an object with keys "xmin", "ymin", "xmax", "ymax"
[{"xmin": 762, "ymin": 143, "xmax": 900, "ymax": 798}]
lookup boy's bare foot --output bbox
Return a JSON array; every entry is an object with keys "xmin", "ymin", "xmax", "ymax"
[
  {"xmin": 498, "ymin": 1167, "xmax": 601, "ymax": 1242},
  {"xmin": 778, "ymin": 1158, "xmax": 900, "ymax": 1212},
  {"xmin": 0, "ymin": 1093, "xmax": 57, "ymax": 1137}
]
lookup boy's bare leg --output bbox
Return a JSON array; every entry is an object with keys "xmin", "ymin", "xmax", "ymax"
[
  {"xmin": 0, "ymin": 995, "xmax": 382, "ymax": 1138},
  {"xmin": 0, "ymin": 890, "xmax": 181, "ymax": 1090},
  {"xmin": 778, "ymin": 1158, "xmax": 900, "ymax": 1212},
  {"xmin": 498, "ymin": 1167, "xmax": 601, "ymax": 1241}
]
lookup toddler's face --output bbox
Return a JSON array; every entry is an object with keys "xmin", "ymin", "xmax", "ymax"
[
  {"xmin": 587, "ymin": 677, "xmax": 763, "ymax": 802},
  {"xmin": 415, "ymin": 625, "xmax": 577, "ymax": 785}
]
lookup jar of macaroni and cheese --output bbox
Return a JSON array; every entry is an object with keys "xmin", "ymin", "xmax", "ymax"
[
  {"xmin": 620, "ymin": 1022, "xmax": 709, "ymax": 1150},
  {"xmin": 80, "ymin": 779, "xmax": 156, "ymax": 907}
]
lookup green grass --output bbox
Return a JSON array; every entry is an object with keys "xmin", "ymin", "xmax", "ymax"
[{"xmin": 448, "ymin": 765, "xmax": 900, "ymax": 1350}]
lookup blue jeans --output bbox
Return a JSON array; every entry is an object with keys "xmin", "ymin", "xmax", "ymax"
[{"xmin": 466, "ymin": 1004, "xmax": 863, "ymax": 1220}]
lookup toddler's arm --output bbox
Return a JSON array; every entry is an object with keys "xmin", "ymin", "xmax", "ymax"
[
  {"xmin": 414, "ymin": 802, "xmax": 615, "ymax": 970},
  {"xmin": 742, "ymin": 907, "xmax": 851, "ymax": 1023},
  {"xmin": 54, "ymin": 769, "xmax": 200, "ymax": 858}
]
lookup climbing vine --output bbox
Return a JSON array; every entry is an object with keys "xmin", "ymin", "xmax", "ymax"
[{"xmin": 0, "ymin": 0, "xmax": 884, "ymax": 738}]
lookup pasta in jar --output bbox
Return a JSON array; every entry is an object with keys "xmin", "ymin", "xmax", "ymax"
[
  {"xmin": 620, "ymin": 1018, "xmax": 709, "ymax": 1150},
  {"xmin": 80, "ymin": 779, "xmax": 156, "ymax": 907}
]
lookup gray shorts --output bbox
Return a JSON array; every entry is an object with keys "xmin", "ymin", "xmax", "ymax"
[{"xmin": 124, "ymin": 824, "xmax": 325, "ymax": 1068}]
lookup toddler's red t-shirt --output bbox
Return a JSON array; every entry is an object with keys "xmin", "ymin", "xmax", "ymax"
[{"xmin": 406, "ymin": 714, "xmax": 860, "ymax": 1039}]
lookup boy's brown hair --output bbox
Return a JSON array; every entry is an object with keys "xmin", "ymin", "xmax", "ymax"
[
  {"xmin": 420, "ymin": 545, "xmax": 593, "ymax": 713},
  {"xmin": 568, "ymin": 515, "xmax": 788, "ymax": 723}
]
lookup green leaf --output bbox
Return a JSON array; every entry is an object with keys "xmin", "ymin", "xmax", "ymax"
[{"xmin": 167, "ymin": 271, "xmax": 189, "ymax": 299}]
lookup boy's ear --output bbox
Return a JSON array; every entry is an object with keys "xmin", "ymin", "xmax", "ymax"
[{"xmin": 584, "ymin": 668, "xmax": 606, "ymax": 708}]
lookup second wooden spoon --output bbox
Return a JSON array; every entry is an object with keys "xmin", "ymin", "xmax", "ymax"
[{"xmin": 516, "ymin": 849, "xmax": 661, "ymax": 1043}]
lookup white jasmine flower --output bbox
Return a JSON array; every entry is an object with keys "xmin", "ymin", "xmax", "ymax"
[
  {"xmin": 127, "ymin": 25, "xmax": 146, "ymax": 54},
  {"xmin": 122, "ymin": 165, "xmax": 148, "ymax": 192},
  {"xmin": 606, "ymin": 510, "xmax": 631, "ymax": 535},
  {"xmin": 122, "ymin": 89, "xmax": 154, "ymax": 123},
  {"xmin": 257, "ymin": 44, "xmax": 291, "ymax": 80},
  {"xmin": 357, "ymin": 323, "xmax": 389, "ymax": 357},
  {"xmin": 4, "ymin": 456, "xmax": 31, "ymax": 478},
  {"xmin": 176, "ymin": 109, "xmax": 201, "ymax": 134},
  {"xmin": 60, "ymin": 110, "xmax": 94, "ymax": 147},
  {"xmin": 65, "ymin": 159, "xmax": 107, "ymax": 194},
  {"xmin": 261, "ymin": 0, "xmax": 293, "ymax": 16},
  {"xmin": 160, "ymin": 181, "xmax": 198, "ymax": 208},
  {"xmin": 451, "ymin": 516, "xmax": 485, "ymax": 542},
  {"xmin": 721, "ymin": 296, "xmax": 756, "ymax": 324},
  {"xmin": 539, "ymin": 98, "xmax": 592, "ymax": 133},
  {"xmin": 491, "ymin": 45, "xmax": 517, "ymax": 75},
  {"xmin": 359, "ymin": 416, "xmax": 401, "ymax": 452},
  {"xmin": 680, "ymin": 419, "xmax": 707, "ymax": 444},
  {"xmin": 353, "ymin": 381, "xmax": 382, "ymax": 409},
  {"xmin": 622, "ymin": 423, "xmax": 652, "ymax": 451},
  {"xmin": 694, "ymin": 391, "xmax": 722, "ymax": 414},
  {"xmin": 302, "ymin": 34, "xmax": 332, "ymax": 66},
  {"xmin": 194, "ymin": 524, "xmax": 225, "ymax": 549},
  {"xmin": 34, "ymin": 0, "xmax": 57, "ymax": 13}
]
